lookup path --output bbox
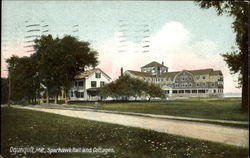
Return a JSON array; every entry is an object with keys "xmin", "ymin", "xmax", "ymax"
[{"xmin": 12, "ymin": 105, "xmax": 249, "ymax": 147}]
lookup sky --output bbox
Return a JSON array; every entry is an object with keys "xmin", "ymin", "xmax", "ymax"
[{"xmin": 2, "ymin": 1, "xmax": 240, "ymax": 93}]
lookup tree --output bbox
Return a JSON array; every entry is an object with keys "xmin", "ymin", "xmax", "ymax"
[
  {"xmin": 99, "ymin": 75, "xmax": 165, "ymax": 101},
  {"xmin": 145, "ymin": 83, "xmax": 165, "ymax": 101},
  {"xmin": 34, "ymin": 35, "xmax": 61, "ymax": 104},
  {"xmin": 195, "ymin": 1, "xmax": 249, "ymax": 111},
  {"xmin": 130, "ymin": 77, "xmax": 148, "ymax": 100},
  {"xmin": 5, "ymin": 55, "xmax": 19, "ymax": 104},
  {"xmin": 6, "ymin": 56, "xmax": 40, "ymax": 104},
  {"xmin": 1, "ymin": 78, "xmax": 9, "ymax": 104},
  {"xmin": 33, "ymin": 35, "xmax": 98, "ymax": 104},
  {"xmin": 57, "ymin": 35, "xmax": 98, "ymax": 103}
]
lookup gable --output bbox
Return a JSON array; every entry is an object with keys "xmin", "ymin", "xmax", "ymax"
[{"xmin": 75, "ymin": 68, "xmax": 111, "ymax": 80}]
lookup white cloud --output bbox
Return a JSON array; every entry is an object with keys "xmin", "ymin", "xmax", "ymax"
[{"xmin": 96, "ymin": 21, "xmax": 241, "ymax": 93}]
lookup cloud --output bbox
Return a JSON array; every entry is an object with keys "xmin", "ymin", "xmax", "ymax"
[
  {"xmin": 1, "ymin": 21, "xmax": 240, "ymax": 93},
  {"xmin": 96, "ymin": 21, "xmax": 241, "ymax": 93}
]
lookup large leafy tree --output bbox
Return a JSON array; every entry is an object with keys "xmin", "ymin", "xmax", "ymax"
[
  {"xmin": 58, "ymin": 36, "xmax": 98, "ymax": 103},
  {"xmin": 99, "ymin": 75, "xmax": 165, "ymax": 100},
  {"xmin": 33, "ymin": 35, "xmax": 98, "ymax": 104},
  {"xmin": 195, "ymin": 1, "xmax": 248, "ymax": 111},
  {"xmin": 34, "ymin": 35, "xmax": 61, "ymax": 103},
  {"xmin": 6, "ymin": 56, "xmax": 39, "ymax": 104}
]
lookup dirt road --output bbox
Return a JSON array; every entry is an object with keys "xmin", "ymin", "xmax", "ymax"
[{"xmin": 12, "ymin": 105, "xmax": 248, "ymax": 147}]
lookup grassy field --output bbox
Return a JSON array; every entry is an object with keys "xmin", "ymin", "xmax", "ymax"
[
  {"xmin": 69, "ymin": 97, "xmax": 248, "ymax": 121},
  {"xmin": 1, "ymin": 107, "xmax": 248, "ymax": 158}
]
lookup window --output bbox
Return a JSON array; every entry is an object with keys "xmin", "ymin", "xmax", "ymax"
[
  {"xmin": 185, "ymin": 90, "xmax": 191, "ymax": 93},
  {"xmin": 203, "ymin": 82, "xmax": 206, "ymax": 86},
  {"xmin": 80, "ymin": 92, "xmax": 84, "ymax": 98},
  {"xmin": 75, "ymin": 81, "xmax": 78, "ymax": 87},
  {"xmin": 211, "ymin": 83, "xmax": 215, "ymax": 87},
  {"xmin": 203, "ymin": 76, "xmax": 206, "ymax": 80},
  {"xmin": 75, "ymin": 92, "xmax": 84, "ymax": 98},
  {"xmin": 78, "ymin": 81, "xmax": 83, "ymax": 87},
  {"xmin": 75, "ymin": 91, "xmax": 80, "ymax": 98},
  {"xmin": 100, "ymin": 81, "xmax": 105, "ymax": 87},
  {"xmin": 173, "ymin": 90, "xmax": 178, "ymax": 94},
  {"xmin": 95, "ymin": 72, "xmax": 101, "ymax": 78},
  {"xmin": 189, "ymin": 83, "xmax": 192, "ymax": 87},
  {"xmin": 196, "ymin": 83, "xmax": 200, "ymax": 87},
  {"xmin": 179, "ymin": 90, "xmax": 184, "ymax": 94},
  {"xmin": 192, "ymin": 90, "xmax": 197, "ymax": 93},
  {"xmin": 71, "ymin": 91, "xmax": 74, "ymax": 97},
  {"xmin": 188, "ymin": 76, "xmax": 192, "ymax": 81},
  {"xmin": 213, "ymin": 89, "xmax": 216, "ymax": 93},
  {"xmin": 198, "ymin": 90, "xmax": 205, "ymax": 93},
  {"xmin": 196, "ymin": 76, "xmax": 200, "ymax": 80},
  {"xmin": 91, "ymin": 81, "xmax": 97, "ymax": 88}
]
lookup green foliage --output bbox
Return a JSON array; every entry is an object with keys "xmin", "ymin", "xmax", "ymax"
[
  {"xmin": 6, "ymin": 56, "xmax": 40, "ymax": 103},
  {"xmin": 1, "ymin": 78, "xmax": 9, "ymax": 104},
  {"xmin": 195, "ymin": 1, "xmax": 248, "ymax": 79},
  {"xmin": 99, "ymin": 75, "xmax": 165, "ymax": 100},
  {"xmin": 195, "ymin": 1, "xmax": 249, "ymax": 111},
  {"xmin": 6, "ymin": 34, "xmax": 99, "ymax": 104},
  {"xmin": 146, "ymin": 84, "xmax": 165, "ymax": 100}
]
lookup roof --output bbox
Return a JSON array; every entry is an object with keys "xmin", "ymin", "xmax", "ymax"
[
  {"xmin": 141, "ymin": 61, "xmax": 167, "ymax": 68},
  {"xmin": 126, "ymin": 70, "xmax": 153, "ymax": 77},
  {"xmin": 127, "ymin": 70, "xmax": 178, "ymax": 78},
  {"xmin": 126, "ymin": 68, "xmax": 222, "ymax": 78},
  {"xmin": 159, "ymin": 71, "xmax": 180, "ymax": 78},
  {"xmin": 75, "ymin": 69, "xmax": 97, "ymax": 79},
  {"xmin": 75, "ymin": 68, "xmax": 111, "ymax": 79},
  {"xmin": 188, "ymin": 69, "xmax": 214, "ymax": 75},
  {"xmin": 210, "ymin": 70, "xmax": 223, "ymax": 76}
]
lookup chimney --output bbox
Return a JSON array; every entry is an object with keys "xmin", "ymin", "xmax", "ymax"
[
  {"xmin": 162, "ymin": 61, "xmax": 164, "ymax": 66},
  {"xmin": 121, "ymin": 67, "xmax": 123, "ymax": 76}
]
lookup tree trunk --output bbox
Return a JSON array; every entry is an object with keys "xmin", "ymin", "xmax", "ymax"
[
  {"xmin": 241, "ymin": 31, "xmax": 248, "ymax": 112},
  {"xmin": 64, "ymin": 92, "xmax": 68, "ymax": 104},
  {"xmin": 46, "ymin": 90, "xmax": 49, "ymax": 104},
  {"xmin": 242, "ymin": 47, "xmax": 248, "ymax": 112},
  {"xmin": 54, "ymin": 95, "xmax": 58, "ymax": 104}
]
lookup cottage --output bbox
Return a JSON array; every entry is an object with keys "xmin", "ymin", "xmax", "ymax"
[{"xmin": 69, "ymin": 68, "xmax": 111, "ymax": 101}]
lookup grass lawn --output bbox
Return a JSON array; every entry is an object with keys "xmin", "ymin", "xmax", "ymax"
[
  {"xmin": 1, "ymin": 107, "xmax": 248, "ymax": 158},
  {"xmin": 69, "ymin": 97, "xmax": 248, "ymax": 121}
]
